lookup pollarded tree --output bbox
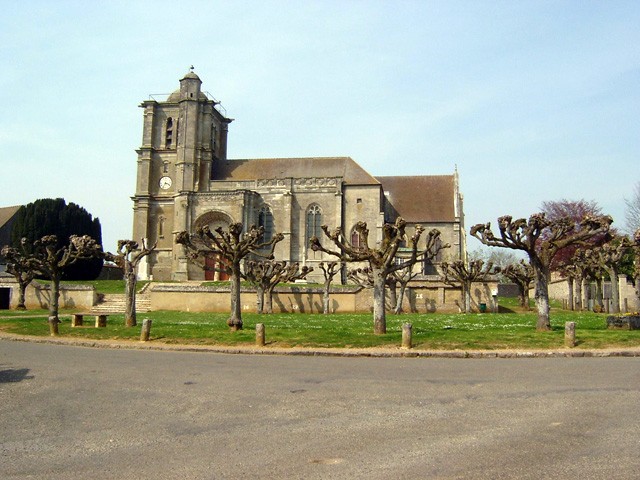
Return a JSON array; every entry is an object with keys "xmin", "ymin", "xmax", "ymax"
[
  {"xmin": 28, "ymin": 235, "xmax": 104, "ymax": 335},
  {"xmin": 265, "ymin": 262, "xmax": 313, "ymax": 314},
  {"xmin": 244, "ymin": 260, "xmax": 313, "ymax": 314},
  {"xmin": 391, "ymin": 264, "xmax": 419, "ymax": 314},
  {"xmin": 319, "ymin": 262, "xmax": 341, "ymax": 314},
  {"xmin": 562, "ymin": 249, "xmax": 593, "ymax": 311},
  {"xmin": 311, "ymin": 217, "xmax": 446, "ymax": 334},
  {"xmin": 105, "ymin": 239, "xmax": 157, "ymax": 327},
  {"xmin": 244, "ymin": 260, "xmax": 284, "ymax": 314},
  {"xmin": 633, "ymin": 229, "xmax": 640, "ymax": 304},
  {"xmin": 176, "ymin": 223, "xmax": 283, "ymax": 331},
  {"xmin": 1, "ymin": 240, "xmax": 37, "ymax": 310},
  {"xmin": 501, "ymin": 260, "xmax": 534, "ymax": 310},
  {"xmin": 440, "ymin": 260, "xmax": 500, "ymax": 313},
  {"xmin": 593, "ymin": 236, "xmax": 632, "ymax": 314},
  {"xmin": 471, "ymin": 213, "xmax": 612, "ymax": 331},
  {"xmin": 347, "ymin": 266, "xmax": 400, "ymax": 310}
]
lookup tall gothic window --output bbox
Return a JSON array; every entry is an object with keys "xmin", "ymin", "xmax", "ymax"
[
  {"xmin": 258, "ymin": 206, "xmax": 274, "ymax": 243},
  {"xmin": 165, "ymin": 117, "xmax": 174, "ymax": 149},
  {"xmin": 306, "ymin": 205, "xmax": 323, "ymax": 242},
  {"xmin": 158, "ymin": 216, "xmax": 165, "ymax": 239}
]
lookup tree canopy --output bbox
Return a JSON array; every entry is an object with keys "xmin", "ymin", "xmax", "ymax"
[
  {"xmin": 624, "ymin": 182, "xmax": 640, "ymax": 235},
  {"xmin": 10, "ymin": 198, "xmax": 103, "ymax": 280},
  {"xmin": 471, "ymin": 212, "xmax": 612, "ymax": 330}
]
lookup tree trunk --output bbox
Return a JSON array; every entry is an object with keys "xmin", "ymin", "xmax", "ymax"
[
  {"xmin": 575, "ymin": 277, "xmax": 583, "ymax": 311},
  {"xmin": 582, "ymin": 278, "xmax": 590, "ymax": 311},
  {"xmin": 124, "ymin": 269, "xmax": 137, "ymax": 327},
  {"xmin": 265, "ymin": 287, "xmax": 275, "ymax": 314},
  {"xmin": 322, "ymin": 287, "xmax": 330, "ymax": 314},
  {"xmin": 517, "ymin": 285, "xmax": 525, "ymax": 309},
  {"xmin": 227, "ymin": 266, "xmax": 243, "ymax": 331},
  {"xmin": 608, "ymin": 268, "xmax": 620, "ymax": 314},
  {"xmin": 17, "ymin": 280, "xmax": 28, "ymax": 310},
  {"xmin": 394, "ymin": 283, "xmax": 407, "ymax": 314},
  {"xmin": 595, "ymin": 277, "xmax": 604, "ymax": 311},
  {"xmin": 388, "ymin": 281, "xmax": 397, "ymax": 314},
  {"xmin": 567, "ymin": 276, "xmax": 574, "ymax": 311},
  {"xmin": 256, "ymin": 286, "xmax": 265, "ymax": 314},
  {"xmin": 532, "ymin": 258, "xmax": 551, "ymax": 331},
  {"xmin": 523, "ymin": 286, "xmax": 530, "ymax": 311},
  {"xmin": 48, "ymin": 274, "xmax": 61, "ymax": 336},
  {"xmin": 372, "ymin": 267, "xmax": 387, "ymax": 334},
  {"xmin": 463, "ymin": 281, "xmax": 472, "ymax": 313}
]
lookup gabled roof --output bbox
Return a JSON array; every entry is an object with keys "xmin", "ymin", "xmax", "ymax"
[
  {"xmin": 376, "ymin": 175, "xmax": 456, "ymax": 223},
  {"xmin": 0, "ymin": 205, "xmax": 20, "ymax": 229},
  {"xmin": 216, "ymin": 157, "xmax": 380, "ymax": 185}
]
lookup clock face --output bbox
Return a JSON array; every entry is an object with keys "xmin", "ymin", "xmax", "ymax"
[{"xmin": 159, "ymin": 176, "xmax": 172, "ymax": 190}]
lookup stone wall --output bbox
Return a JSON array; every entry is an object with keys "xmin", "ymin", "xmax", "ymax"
[
  {"xmin": 0, "ymin": 280, "xmax": 96, "ymax": 311},
  {"xmin": 549, "ymin": 275, "xmax": 639, "ymax": 312},
  {"xmin": 148, "ymin": 280, "xmax": 499, "ymax": 314}
]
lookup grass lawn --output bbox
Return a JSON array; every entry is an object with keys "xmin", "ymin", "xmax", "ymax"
[{"xmin": 1, "ymin": 304, "xmax": 638, "ymax": 350}]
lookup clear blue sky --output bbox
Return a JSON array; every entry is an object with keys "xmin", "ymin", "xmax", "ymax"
[{"xmin": 2, "ymin": 1, "xmax": 638, "ymax": 251}]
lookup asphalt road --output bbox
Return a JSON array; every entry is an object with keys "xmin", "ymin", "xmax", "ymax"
[{"xmin": 1, "ymin": 340, "xmax": 639, "ymax": 479}]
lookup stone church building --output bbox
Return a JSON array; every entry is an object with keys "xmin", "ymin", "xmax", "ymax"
[{"xmin": 132, "ymin": 70, "xmax": 466, "ymax": 282}]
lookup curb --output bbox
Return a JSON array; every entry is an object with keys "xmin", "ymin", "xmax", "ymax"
[{"xmin": 2, "ymin": 331, "xmax": 640, "ymax": 359}]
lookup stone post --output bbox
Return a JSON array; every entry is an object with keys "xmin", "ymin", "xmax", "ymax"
[
  {"xmin": 71, "ymin": 314, "xmax": 84, "ymax": 327},
  {"xmin": 401, "ymin": 323, "xmax": 412, "ymax": 349},
  {"xmin": 256, "ymin": 323, "xmax": 265, "ymax": 347},
  {"xmin": 95, "ymin": 315, "xmax": 107, "ymax": 328},
  {"xmin": 140, "ymin": 318, "xmax": 152, "ymax": 341},
  {"xmin": 564, "ymin": 321, "xmax": 576, "ymax": 348}
]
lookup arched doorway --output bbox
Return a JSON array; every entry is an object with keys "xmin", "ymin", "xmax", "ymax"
[{"xmin": 193, "ymin": 211, "xmax": 234, "ymax": 281}]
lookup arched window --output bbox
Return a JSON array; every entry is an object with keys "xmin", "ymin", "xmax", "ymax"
[
  {"xmin": 422, "ymin": 237, "xmax": 443, "ymax": 275},
  {"xmin": 165, "ymin": 117, "xmax": 174, "ymax": 149},
  {"xmin": 306, "ymin": 205, "xmax": 323, "ymax": 241},
  {"xmin": 258, "ymin": 206, "xmax": 274, "ymax": 243},
  {"xmin": 351, "ymin": 228, "xmax": 362, "ymax": 249}
]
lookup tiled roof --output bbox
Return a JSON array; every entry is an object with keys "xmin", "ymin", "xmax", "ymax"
[
  {"xmin": 377, "ymin": 175, "xmax": 456, "ymax": 223},
  {"xmin": 216, "ymin": 157, "xmax": 380, "ymax": 185}
]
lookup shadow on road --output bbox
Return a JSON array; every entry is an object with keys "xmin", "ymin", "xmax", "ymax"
[{"xmin": 0, "ymin": 368, "xmax": 34, "ymax": 383}]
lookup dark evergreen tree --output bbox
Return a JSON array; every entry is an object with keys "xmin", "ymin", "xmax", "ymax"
[{"xmin": 10, "ymin": 198, "xmax": 103, "ymax": 280}]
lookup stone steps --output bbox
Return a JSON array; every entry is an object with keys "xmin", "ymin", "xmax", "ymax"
[{"xmin": 91, "ymin": 293, "xmax": 151, "ymax": 313}]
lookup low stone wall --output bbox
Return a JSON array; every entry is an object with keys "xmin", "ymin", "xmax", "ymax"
[
  {"xmin": 549, "ymin": 275, "xmax": 639, "ymax": 312},
  {"xmin": 0, "ymin": 280, "xmax": 96, "ymax": 311},
  {"xmin": 148, "ymin": 280, "xmax": 499, "ymax": 314}
]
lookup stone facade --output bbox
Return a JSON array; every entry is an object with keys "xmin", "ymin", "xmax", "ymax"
[{"xmin": 132, "ymin": 70, "xmax": 466, "ymax": 282}]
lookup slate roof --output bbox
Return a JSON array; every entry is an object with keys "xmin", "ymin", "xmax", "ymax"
[
  {"xmin": 376, "ymin": 175, "xmax": 456, "ymax": 223},
  {"xmin": 216, "ymin": 157, "xmax": 380, "ymax": 185}
]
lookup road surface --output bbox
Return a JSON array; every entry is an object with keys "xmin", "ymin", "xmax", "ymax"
[{"xmin": 1, "ymin": 340, "xmax": 639, "ymax": 479}]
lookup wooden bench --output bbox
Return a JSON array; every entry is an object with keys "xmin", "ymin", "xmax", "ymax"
[{"xmin": 71, "ymin": 313, "xmax": 110, "ymax": 328}]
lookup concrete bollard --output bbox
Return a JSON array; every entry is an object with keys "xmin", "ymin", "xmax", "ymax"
[
  {"xmin": 401, "ymin": 323, "xmax": 412, "ymax": 349},
  {"xmin": 565, "ymin": 321, "xmax": 576, "ymax": 348},
  {"xmin": 140, "ymin": 318, "xmax": 152, "ymax": 342},
  {"xmin": 256, "ymin": 323, "xmax": 265, "ymax": 347}
]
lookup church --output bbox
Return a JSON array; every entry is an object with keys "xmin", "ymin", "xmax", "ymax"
[{"xmin": 132, "ymin": 70, "xmax": 466, "ymax": 282}]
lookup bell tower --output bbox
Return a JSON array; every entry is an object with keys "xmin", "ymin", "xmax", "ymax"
[{"xmin": 131, "ymin": 69, "xmax": 232, "ymax": 280}]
